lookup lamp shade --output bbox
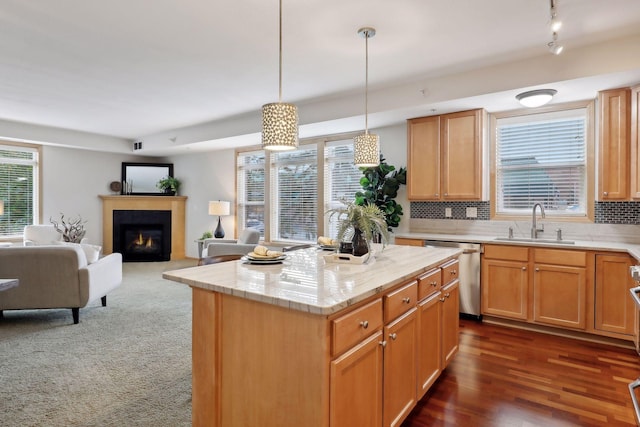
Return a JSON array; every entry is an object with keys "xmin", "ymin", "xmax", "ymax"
[
  {"xmin": 354, "ymin": 133, "xmax": 380, "ymax": 167},
  {"xmin": 515, "ymin": 89, "xmax": 557, "ymax": 108},
  {"xmin": 262, "ymin": 102, "xmax": 299, "ymax": 151},
  {"xmin": 208, "ymin": 201, "xmax": 230, "ymax": 216},
  {"xmin": 0, "ymin": 200, "xmax": 4, "ymax": 215}
]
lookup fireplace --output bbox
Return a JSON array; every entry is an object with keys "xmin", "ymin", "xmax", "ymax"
[{"xmin": 113, "ymin": 210, "xmax": 171, "ymax": 262}]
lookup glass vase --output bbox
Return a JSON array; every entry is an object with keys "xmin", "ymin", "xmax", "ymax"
[{"xmin": 351, "ymin": 227, "xmax": 369, "ymax": 257}]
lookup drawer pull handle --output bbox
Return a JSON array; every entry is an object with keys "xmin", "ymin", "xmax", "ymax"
[
  {"xmin": 522, "ymin": 266, "xmax": 526, "ymax": 271},
  {"xmin": 439, "ymin": 297, "xmax": 446, "ymax": 302},
  {"xmin": 431, "ymin": 281, "xmax": 438, "ymax": 287},
  {"xmin": 451, "ymin": 270, "xmax": 457, "ymax": 275},
  {"xmin": 402, "ymin": 297, "xmax": 411, "ymax": 304},
  {"xmin": 379, "ymin": 340, "xmax": 387, "ymax": 347},
  {"xmin": 444, "ymin": 292, "xmax": 451, "ymax": 298},
  {"xmin": 360, "ymin": 320, "xmax": 369, "ymax": 329},
  {"xmin": 389, "ymin": 333, "xmax": 397, "ymax": 340}
]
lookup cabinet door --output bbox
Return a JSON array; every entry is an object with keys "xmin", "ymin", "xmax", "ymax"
[
  {"xmin": 383, "ymin": 308, "xmax": 417, "ymax": 427},
  {"xmin": 441, "ymin": 109, "xmax": 482, "ymax": 200},
  {"xmin": 330, "ymin": 331, "xmax": 383, "ymax": 427},
  {"xmin": 481, "ymin": 258, "xmax": 528, "ymax": 320},
  {"xmin": 595, "ymin": 254, "xmax": 637, "ymax": 336},
  {"xmin": 533, "ymin": 264, "xmax": 586, "ymax": 329},
  {"xmin": 407, "ymin": 116, "xmax": 440, "ymax": 200},
  {"xmin": 631, "ymin": 85, "xmax": 640, "ymax": 199},
  {"xmin": 599, "ymin": 88, "xmax": 630, "ymax": 200},
  {"xmin": 441, "ymin": 280, "xmax": 459, "ymax": 368},
  {"xmin": 417, "ymin": 291, "xmax": 442, "ymax": 398}
]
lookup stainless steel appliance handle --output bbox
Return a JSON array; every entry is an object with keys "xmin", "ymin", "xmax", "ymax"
[
  {"xmin": 629, "ymin": 378, "xmax": 640, "ymax": 422},
  {"xmin": 629, "ymin": 286, "xmax": 640, "ymax": 309}
]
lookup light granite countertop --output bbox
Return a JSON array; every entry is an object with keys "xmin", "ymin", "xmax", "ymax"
[
  {"xmin": 395, "ymin": 232, "xmax": 640, "ymax": 261},
  {"xmin": 162, "ymin": 245, "xmax": 461, "ymax": 315}
]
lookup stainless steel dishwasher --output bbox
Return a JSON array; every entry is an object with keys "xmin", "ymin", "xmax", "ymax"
[{"xmin": 424, "ymin": 240, "xmax": 482, "ymax": 320}]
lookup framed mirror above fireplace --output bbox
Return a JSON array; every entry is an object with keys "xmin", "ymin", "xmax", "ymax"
[{"xmin": 121, "ymin": 162, "xmax": 173, "ymax": 195}]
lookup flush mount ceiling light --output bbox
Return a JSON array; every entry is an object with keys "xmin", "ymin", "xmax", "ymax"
[
  {"xmin": 516, "ymin": 89, "xmax": 558, "ymax": 108},
  {"xmin": 353, "ymin": 27, "xmax": 380, "ymax": 168},
  {"xmin": 547, "ymin": 0, "xmax": 564, "ymax": 55},
  {"xmin": 262, "ymin": 0, "xmax": 298, "ymax": 151}
]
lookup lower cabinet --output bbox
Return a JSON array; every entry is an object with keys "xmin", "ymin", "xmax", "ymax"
[
  {"xmin": 441, "ymin": 280, "xmax": 460, "ymax": 367},
  {"xmin": 330, "ymin": 331, "xmax": 384, "ymax": 427},
  {"xmin": 482, "ymin": 244, "xmax": 637, "ymax": 342},
  {"xmin": 595, "ymin": 253, "xmax": 637, "ymax": 337},
  {"xmin": 330, "ymin": 260, "xmax": 460, "ymax": 427}
]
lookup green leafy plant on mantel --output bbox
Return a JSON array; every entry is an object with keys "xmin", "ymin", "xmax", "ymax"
[
  {"xmin": 326, "ymin": 201, "xmax": 390, "ymax": 248},
  {"xmin": 156, "ymin": 176, "xmax": 181, "ymax": 195},
  {"xmin": 355, "ymin": 154, "xmax": 407, "ymax": 232}
]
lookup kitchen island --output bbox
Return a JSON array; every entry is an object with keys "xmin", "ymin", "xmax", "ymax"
[{"xmin": 163, "ymin": 244, "xmax": 461, "ymax": 427}]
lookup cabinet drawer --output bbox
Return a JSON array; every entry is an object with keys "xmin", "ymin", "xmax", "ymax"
[
  {"xmin": 395, "ymin": 237, "xmax": 424, "ymax": 247},
  {"xmin": 484, "ymin": 244, "xmax": 529, "ymax": 261},
  {"xmin": 534, "ymin": 248, "xmax": 586, "ymax": 267},
  {"xmin": 418, "ymin": 268, "xmax": 441, "ymax": 301},
  {"xmin": 332, "ymin": 299, "xmax": 383, "ymax": 357},
  {"xmin": 441, "ymin": 259, "xmax": 459, "ymax": 285},
  {"xmin": 384, "ymin": 280, "xmax": 418, "ymax": 323}
]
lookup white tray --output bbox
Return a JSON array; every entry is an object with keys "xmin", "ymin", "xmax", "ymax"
[{"xmin": 323, "ymin": 252, "xmax": 371, "ymax": 264}]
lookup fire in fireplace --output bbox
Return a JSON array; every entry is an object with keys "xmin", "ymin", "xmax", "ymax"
[{"xmin": 113, "ymin": 210, "xmax": 171, "ymax": 262}]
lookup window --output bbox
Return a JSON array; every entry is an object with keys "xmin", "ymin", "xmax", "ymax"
[
  {"xmin": 236, "ymin": 137, "xmax": 362, "ymax": 243},
  {"xmin": 492, "ymin": 103, "xmax": 593, "ymax": 219},
  {"xmin": 236, "ymin": 150, "xmax": 265, "ymax": 236},
  {"xmin": 0, "ymin": 143, "xmax": 39, "ymax": 236}
]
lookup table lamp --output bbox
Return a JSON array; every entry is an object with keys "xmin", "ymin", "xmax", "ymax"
[{"xmin": 208, "ymin": 201, "xmax": 230, "ymax": 238}]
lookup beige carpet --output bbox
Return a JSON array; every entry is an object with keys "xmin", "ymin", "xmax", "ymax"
[{"xmin": 0, "ymin": 259, "xmax": 198, "ymax": 427}]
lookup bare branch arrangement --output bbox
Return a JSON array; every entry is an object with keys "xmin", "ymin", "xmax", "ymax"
[{"xmin": 50, "ymin": 213, "xmax": 87, "ymax": 243}]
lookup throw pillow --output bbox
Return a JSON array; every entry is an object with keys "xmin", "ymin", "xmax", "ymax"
[{"xmin": 81, "ymin": 243, "xmax": 102, "ymax": 264}]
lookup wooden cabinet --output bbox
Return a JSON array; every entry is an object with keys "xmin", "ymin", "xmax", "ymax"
[
  {"xmin": 441, "ymin": 280, "xmax": 460, "ymax": 367},
  {"xmin": 595, "ymin": 253, "xmax": 637, "ymax": 337},
  {"xmin": 394, "ymin": 237, "xmax": 424, "ymax": 247},
  {"xmin": 407, "ymin": 109, "xmax": 483, "ymax": 201},
  {"xmin": 383, "ymin": 309, "xmax": 417, "ymax": 427},
  {"xmin": 417, "ymin": 291, "xmax": 441, "ymax": 396},
  {"xmin": 330, "ymin": 331, "xmax": 383, "ymax": 427},
  {"xmin": 482, "ymin": 245, "xmax": 529, "ymax": 320},
  {"xmin": 630, "ymin": 85, "xmax": 640, "ymax": 199},
  {"xmin": 599, "ymin": 88, "xmax": 631, "ymax": 200},
  {"xmin": 532, "ymin": 248, "xmax": 587, "ymax": 330}
]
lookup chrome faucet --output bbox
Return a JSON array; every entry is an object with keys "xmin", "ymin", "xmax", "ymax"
[{"xmin": 531, "ymin": 203, "xmax": 545, "ymax": 239}]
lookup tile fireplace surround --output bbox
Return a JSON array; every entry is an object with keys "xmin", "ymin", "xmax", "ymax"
[{"xmin": 99, "ymin": 195, "xmax": 187, "ymax": 260}]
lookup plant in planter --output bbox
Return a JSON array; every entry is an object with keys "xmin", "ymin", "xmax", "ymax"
[
  {"xmin": 326, "ymin": 201, "xmax": 390, "ymax": 256},
  {"xmin": 156, "ymin": 176, "xmax": 181, "ymax": 195},
  {"xmin": 50, "ymin": 213, "xmax": 87, "ymax": 243},
  {"xmin": 200, "ymin": 230, "xmax": 213, "ymax": 240},
  {"xmin": 355, "ymin": 154, "xmax": 407, "ymax": 232}
]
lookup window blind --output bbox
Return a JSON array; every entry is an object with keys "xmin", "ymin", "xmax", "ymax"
[
  {"xmin": 236, "ymin": 150, "xmax": 265, "ymax": 236},
  {"xmin": 324, "ymin": 141, "xmax": 362, "ymax": 239},
  {"xmin": 495, "ymin": 109, "xmax": 587, "ymax": 216},
  {"xmin": 270, "ymin": 147, "xmax": 318, "ymax": 242},
  {"xmin": 0, "ymin": 145, "xmax": 38, "ymax": 236}
]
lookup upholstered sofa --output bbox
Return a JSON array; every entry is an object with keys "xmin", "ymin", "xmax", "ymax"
[{"xmin": 0, "ymin": 245, "xmax": 122, "ymax": 324}]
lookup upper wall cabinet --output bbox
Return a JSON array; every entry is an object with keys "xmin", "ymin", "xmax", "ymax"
[
  {"xmin": 407, "ymin": 109, "xmax": 483, "ymax": 201},
  {"xmin": 630, "ymin": 85, "xmax": 640, "ymax": 199},
  {"xmin": 598, "ymin": 88, "xmax": 631, "ymax": 200}
]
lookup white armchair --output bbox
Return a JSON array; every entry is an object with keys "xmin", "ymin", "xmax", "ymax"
[
  {"xmin": 23, "ymin": 225, "xmax": 62, "ymax": 246},
  {"xmin": 202, "ymin": 228, "xmax": 261, "ymax": 258}
]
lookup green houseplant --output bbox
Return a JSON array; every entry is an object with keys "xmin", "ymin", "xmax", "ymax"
[
  {"xmin": 327, "ymin": 201, "xmax": 390, "ymax": 256},
  {"xmin": 355, "ymin": 154, "xmax": 407, "ymax": 231},
  {"xmin": 156, "ymin": 176, "xmax": 181, "ymax": 195}
]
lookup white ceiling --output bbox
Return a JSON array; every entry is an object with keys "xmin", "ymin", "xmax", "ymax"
[{"xmin": 1, "ymin": 0, "xmax": 640, "ymax": 156}]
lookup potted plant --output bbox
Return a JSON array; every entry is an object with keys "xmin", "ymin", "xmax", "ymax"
[
  {"xmin": 355, "ymin": 154, "xmax": 407, "ymax": 232},
  {"xmin": 156, "ymin": 176, "xmax": 181, "ymax": 195},
  {"xmin": 327, "ymin": 201, "xmax": 390, "ymax": 256}
]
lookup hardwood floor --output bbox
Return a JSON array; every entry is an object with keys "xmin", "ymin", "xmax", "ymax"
[{"xmin": 403, "ymin": 319, "xmax": 640, "ymax": 426}]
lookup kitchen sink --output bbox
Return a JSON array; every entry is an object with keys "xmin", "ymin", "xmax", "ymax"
[{"xmin": 494, "ymin": 237, "xmax": 575, "ymax": 245}]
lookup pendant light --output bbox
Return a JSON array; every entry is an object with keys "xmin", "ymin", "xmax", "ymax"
[
  {"xmin": 262, "ymin": 0, "xmax": 299, "ymax": 151},
  {"xmin": 353, "ymin": 27, "xmax": 380, "ymax": 167}
]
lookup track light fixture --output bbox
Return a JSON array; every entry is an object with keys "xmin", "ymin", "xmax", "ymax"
[{"xmin": 548, "ymin": 0, "xmax": 564, "ymax": 55}]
